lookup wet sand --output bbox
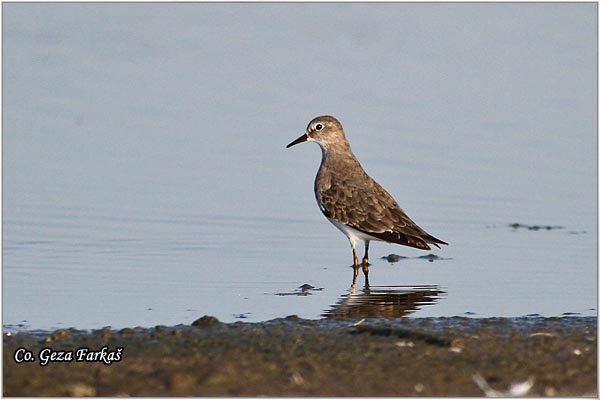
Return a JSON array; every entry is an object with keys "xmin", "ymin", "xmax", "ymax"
[{"xmin": 3, "ymin": 316, "xmax": 596, "ymax": 397}]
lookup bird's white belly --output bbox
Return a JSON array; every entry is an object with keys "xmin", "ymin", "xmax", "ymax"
[{"xmin": 327, "ymin": 218, "xmax": 381, "ymax": 244}]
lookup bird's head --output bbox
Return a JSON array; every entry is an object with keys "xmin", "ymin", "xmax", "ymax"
[{"xmin": 286, "ymin": 115, "xmax": 347, "ymax": 150}]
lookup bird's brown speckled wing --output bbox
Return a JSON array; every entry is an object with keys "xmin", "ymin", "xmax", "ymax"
[{"xmin": 317, "ymin": 176, "xmax": 447, "ymax": 250}]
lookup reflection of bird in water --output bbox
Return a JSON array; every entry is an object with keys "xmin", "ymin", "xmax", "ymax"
[{"xmin": 322, "ymin": 285, "xmax": 444, "ymax": 319}]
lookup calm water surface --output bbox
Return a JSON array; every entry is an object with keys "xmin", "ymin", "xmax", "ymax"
[{"xmin": 4, "ymin": 4, "xmax": 597, "ymax": 330}]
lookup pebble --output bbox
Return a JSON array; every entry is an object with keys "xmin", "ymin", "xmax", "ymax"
[
  {"xmin": 192, "ymin": 316, "xmax": 220, "ymax": 327},
  {"xmin": 65, "ymin": 383, "xmax": 96, "ymax": 397}
]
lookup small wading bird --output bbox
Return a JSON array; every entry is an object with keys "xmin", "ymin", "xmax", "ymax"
[{"xmin": 286, "ymin": 115, "xmax": 447, "ymax": 285}]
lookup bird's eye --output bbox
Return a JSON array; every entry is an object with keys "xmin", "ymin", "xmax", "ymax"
[{"xmin": 315, "ymin": 123, "xmax": 324, "ymax": 131}]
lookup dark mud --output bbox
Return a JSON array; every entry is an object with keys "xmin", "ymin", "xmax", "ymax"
[{"xmin": 3, "ymin": 316, "xmax": 596, "ymax": 397}]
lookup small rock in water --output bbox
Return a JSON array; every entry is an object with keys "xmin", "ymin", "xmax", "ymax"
[
  {"xmin": 509, "ymin": 222, "xmax": 564, "ymax": 231},
  {"xmin": 299, "ymin": 284, "xmax": 314, "ymax": 290},
  {"xmin": 382, "ymin": 254, "xmax": 405, "ymax": 263},
  {"xmin": 275, "ymin": 284, "xmax": 322, "ymax": 296},
  {"xmin": 418, "ymin": 254, "xmax": 439, "ymax": 262}
]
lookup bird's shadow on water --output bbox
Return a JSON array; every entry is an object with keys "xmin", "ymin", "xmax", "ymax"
[{"xmin": 322, "ymin": 284, "xmax": 445, "ymax": 319}]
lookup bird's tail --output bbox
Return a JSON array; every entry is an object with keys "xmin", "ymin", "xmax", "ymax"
[{"xmin": 424, "ymin": 234, "xmax": 448, "ymax": 248}]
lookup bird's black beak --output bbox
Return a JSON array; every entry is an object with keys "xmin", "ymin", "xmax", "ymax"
[{"xmin": 286, "ymin": 133, "xmax": 308, "ymax": 148}]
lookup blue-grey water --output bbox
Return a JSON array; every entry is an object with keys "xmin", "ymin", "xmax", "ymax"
[{"xmin": 3, "ymin": 3, "xmax": 597, "ymax": 330}]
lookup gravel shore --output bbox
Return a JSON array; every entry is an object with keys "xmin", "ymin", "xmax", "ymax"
[{"xmin": 3, "ymin": 316, "xmax": 596, "ymax": 397}]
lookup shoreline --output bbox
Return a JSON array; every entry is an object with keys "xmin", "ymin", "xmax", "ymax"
[{"xmin": 4, "ymin": 316, "xmax": 597, "ymax": 396}]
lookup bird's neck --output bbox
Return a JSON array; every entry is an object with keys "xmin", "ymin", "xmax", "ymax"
[{"xmin": 317, "ymin": 141, "xmax": 362, "ymax": 178}]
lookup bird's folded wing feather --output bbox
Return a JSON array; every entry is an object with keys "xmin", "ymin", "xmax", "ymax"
[{"xmin": 318, "ymin": 177, "xmax": 436, "ymax": 249}]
